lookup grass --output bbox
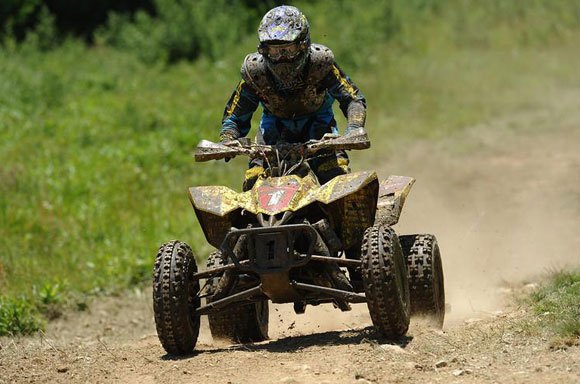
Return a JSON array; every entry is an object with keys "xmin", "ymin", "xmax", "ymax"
[
  {"xmin": 0, "ymin": 43, "xmax": 238, "ymax": 331},
  {"xmin": 345, "ymin": 37, "xmax": 580, "ymax": 171},
  {"xmin": 528, "ymin": 270, "xmax": 580, "ymax": 347},
  {"xmin": 1, "ymin": 2, "xmax": 580, "ymax": 335},
  {"xmin": 0, "ymin": 297, "xmax": 44, "ymax": 336}
]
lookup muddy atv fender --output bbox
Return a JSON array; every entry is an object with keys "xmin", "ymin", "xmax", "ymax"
[
  {"xmin": 375, "ymin": 175, "xmax": 415, "ymax": 227},
  {"xmin": 188, "ymin": 171, "xmax": 379, "ymax": 250}
]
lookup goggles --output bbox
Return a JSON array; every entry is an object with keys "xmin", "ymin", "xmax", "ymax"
[{"xmin": 259, "ymin": 41, "xmax": 307, "ymax": 63}]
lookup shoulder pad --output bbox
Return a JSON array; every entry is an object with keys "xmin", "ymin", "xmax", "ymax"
[
  {"xmin": 307, "ymin": 44, "xmax": 335, "ymax": 81},
  {"xmin": 241, "ymin": 53, "xmax": 268, "ymax": 90}
]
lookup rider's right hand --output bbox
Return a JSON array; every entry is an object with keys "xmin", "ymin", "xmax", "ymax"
[
  {"xmin": 221, "ymin": 139, "xmax": 239, "ymax": 162},
  {"xmin": 219, "ymin": 130, "xmax": 240, "ymax": 162},
  {"xmin": 219, "ymin": 129, "xmax": 239, "ymax": 144}
]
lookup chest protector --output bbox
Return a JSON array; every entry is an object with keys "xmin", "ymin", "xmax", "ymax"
[{"xmin": 241, "ymin": 44, "xmax": 335, "ymax": 119}]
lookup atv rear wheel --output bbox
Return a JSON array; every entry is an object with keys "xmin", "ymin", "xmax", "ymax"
[
  {"xmin": 153, "ymin": 240, "xmax": 200, "ymax": 355},
  {"xmin": 400, "ymin": 234, "xmax": 445, "ymax": 327},
  {"xmin": 206, "ymin": 251, "xmax": 269, "ymax": 343},
  {"xmin": 361, "ymin": 225, "xmax": 410, "ymax": 337}
]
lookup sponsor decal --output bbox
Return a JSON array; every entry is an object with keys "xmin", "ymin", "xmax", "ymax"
[{"xmin": 257, "ymin": 184, "xmax": 299, "ymax": 212}]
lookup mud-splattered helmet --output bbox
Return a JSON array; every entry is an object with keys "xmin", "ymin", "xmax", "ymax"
[{"xmin": 257, "ymin": 5, "xmax": 311, "ymax": 88}]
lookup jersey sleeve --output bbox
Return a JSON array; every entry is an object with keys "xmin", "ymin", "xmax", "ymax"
[
  {"xmin": 220, "ymin": 79, "xmax": 260, "ymax": 139},
  {"xmin": 323, "ymin": 63, "xmax": 367, "ymax": 129}
]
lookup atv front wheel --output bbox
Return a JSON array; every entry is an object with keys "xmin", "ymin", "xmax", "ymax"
[
  {"xmin": 361, "ymin": 225, "xmax": 410, "ymax": 337},
  {"xmin": 400, "ymin": 234, "xmax": 445, "ymax": 327},
  {"xmin": 153, "ymin": 240, "xmax": 200, "ymax": 355},
  {"xmin": 206, "ymin": 251, "xmax": 269, "ymax": 343}
]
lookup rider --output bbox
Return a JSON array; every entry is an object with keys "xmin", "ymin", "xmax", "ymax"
[{"xmin": 220, "ymin": 5, "xmax": 367, "ymax": 190}]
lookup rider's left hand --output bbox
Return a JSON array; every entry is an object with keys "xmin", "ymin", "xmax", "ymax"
[{"xmin": 345, "ymin": 126, "xmax": 365, "ymax": 136}]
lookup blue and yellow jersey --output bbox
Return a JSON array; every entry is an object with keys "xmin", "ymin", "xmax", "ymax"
[{"xmin": 220, "ymin": 44, "xmax": 366, "ymax": 142}]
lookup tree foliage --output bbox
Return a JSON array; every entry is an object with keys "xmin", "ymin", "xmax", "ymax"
[
  {"xmin": 3, "ymin": 0, "xmax": 580, "ymax": 65},
  {"xmin": 1, "ymin": 0, "xmax": 280, "ymax": 62},
  {"xmin": 1, "ymin": 0, "xmax": 154, "ymax": 41}
]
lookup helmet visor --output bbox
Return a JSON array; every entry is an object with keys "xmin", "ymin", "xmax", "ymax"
[{"xmin": 261, "ymin": 41, "xmax": 304, "ymax": 63}]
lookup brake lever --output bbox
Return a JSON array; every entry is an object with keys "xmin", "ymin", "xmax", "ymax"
[
  {"xmin": 222, "ymin": 139, "xmax": 242, "ymax": 148},
  {"xmin": 320, "ymin": 133, "xmax": 340, "ymax": 141}
]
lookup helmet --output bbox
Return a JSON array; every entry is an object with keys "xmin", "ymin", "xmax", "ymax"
[{"xmin": 257, "ymin": 6, "xmax": 311, "ymax": 89}]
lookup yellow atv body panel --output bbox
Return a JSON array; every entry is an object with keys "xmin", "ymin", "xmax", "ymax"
[{"xmin": 189, "ymin": 171, "xmax": 379, "ymax": 249}]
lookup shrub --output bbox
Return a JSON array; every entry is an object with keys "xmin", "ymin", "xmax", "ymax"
[
  {"xmin": 530, "ymin": 270, "xmax": 580, "ymax": 343},
  {"xmin": 0, "ymin": 296, "xmax": 44, "ymax": 336}
]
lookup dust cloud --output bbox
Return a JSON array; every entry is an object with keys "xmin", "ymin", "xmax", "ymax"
[{"xmin": 388, "ymin": 105, "xmax": 580, "ymax": 324}]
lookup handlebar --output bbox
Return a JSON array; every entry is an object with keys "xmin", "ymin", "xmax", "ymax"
[{"xmin": 194, "ymin": 128, "xmax": 370, "ymax": 163}]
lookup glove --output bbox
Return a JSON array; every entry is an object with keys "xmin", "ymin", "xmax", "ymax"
[
  {"xmin": 346, "ymin": 126, "xmax": 369, "ymax": 139},
  {"xmin": 345, "ymin": 125, "xmax": 362, "ymax": 135},
  {"xmin": 219, "ymin": 129, "xmax": 239, "ymax": 143},
  {"xmin": 219, "ymin": 129, "xmax": 240, "ymax": 162}
]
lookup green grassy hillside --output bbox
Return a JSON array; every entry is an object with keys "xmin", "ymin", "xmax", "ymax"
[{"xmin": 1, "ymin": 0, "xmax": 580, "ymax": 334}]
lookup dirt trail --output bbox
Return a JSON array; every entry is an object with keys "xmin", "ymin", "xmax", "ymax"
[{"xmin": 1, "ymin": 91, "xmax": 579, "ymax": 383}]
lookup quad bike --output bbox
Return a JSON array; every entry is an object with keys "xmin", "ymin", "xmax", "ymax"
[{"xmin": 153, "ymin": 129, "xmax": 445, "ymax": 355}]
